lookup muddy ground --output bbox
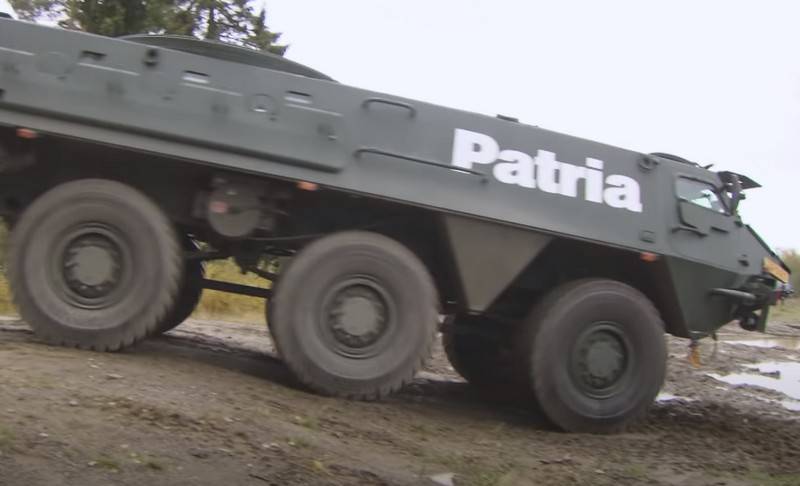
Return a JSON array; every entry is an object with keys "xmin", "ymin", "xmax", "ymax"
[{"xmin": 1, "ymin": 314, "xmax": 799, "ymax": 486}]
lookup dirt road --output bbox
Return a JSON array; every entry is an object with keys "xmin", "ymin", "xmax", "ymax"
[{"xmin": 1, "ymin": 316, "xmax": 799, "ymax": 486}]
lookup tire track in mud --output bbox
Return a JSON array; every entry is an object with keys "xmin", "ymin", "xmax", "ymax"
[{"xmin": 1, "ymin": 318, "xmax": 800, "ymax": 485}]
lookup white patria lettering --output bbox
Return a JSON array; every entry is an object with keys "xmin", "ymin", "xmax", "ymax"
[
  {"xmin": 494, "ymin": 150, "xmax": 535, "ymax": 188},
  {"xmin": 451, "ymin": 129, "xmax": 643, "ymax": 213}
]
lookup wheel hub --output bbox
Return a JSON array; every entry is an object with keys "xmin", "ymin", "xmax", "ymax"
[
  {"xmin": 61, "ymin": 231, "xmax": 125, "ymax": 304},
  {"xmin": 573, "ymin": 325, "xmax": 629, "ymax": 396},
  {"xmin": 327, "ymin": 283, "xmax": 389, "ymax": 350}
]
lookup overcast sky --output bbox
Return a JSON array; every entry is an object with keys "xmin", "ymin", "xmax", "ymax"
[
  {"xmin": 0, "ymin": 0, "xmax": 13, "ymax": 18},
  {"xmin": 2, "ymin": 0, "xmax": 798, "ymax": 249},
  {"xmin": 262, "ymin": 0, "xmax": 800, "ymax": 250}
]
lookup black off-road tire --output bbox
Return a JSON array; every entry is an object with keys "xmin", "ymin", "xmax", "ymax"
[
  {"xmin": 269, "ymin": 231, "xmax": 439, "ymax": 400},
  {"xmin": 152, "ymin": 236, "xmax": 205, "ymax": 336},
  {"xmin": 7, "ymin": 179, "xmax": 183, "ymax": 351},
  {"xmin": 442, "ymin": 315, "xmax": 525, "ymax": 397},
  {"xmin": 518, "ymin": 279, "xmax": 666, "ymax": 434}
]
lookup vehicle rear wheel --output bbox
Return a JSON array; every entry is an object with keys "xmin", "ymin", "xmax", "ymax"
[
  {"xmin": 442, "ymin": 315, "xmax": 525, "ymax": 397},
  {"xmin": 268, "ymin": 231, "xmax": 438, "ymax": 400},
  {"xmin": 152, "ymin": 236, "xmax": 205, "ymax": 336},
  {"xmin": 7, "ymin": 179, "xmax": 182, "ymax": 351},
  {"xmin": 518, "ymin": 279, "xmax": 666, "ymax": 433}
]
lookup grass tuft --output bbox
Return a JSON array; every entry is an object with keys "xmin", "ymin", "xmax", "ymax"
[
  {"xmin": 0, "ymin": 424, "xmax": 15, "ymax": 452},
  {"xmin": 771, "ymin": 298, "xmax": 800, "ymax": 322},
  {"xmin": 94, "ymin": 455, "xmax": 121, "ymax": 471},
  {"xmin": 145, "ymin": 459, "xmax": 165, "ymax": 471}
]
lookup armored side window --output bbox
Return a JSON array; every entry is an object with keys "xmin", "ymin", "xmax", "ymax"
[{"xmin": 676, "ymin": 178, "xmax": 727, "ymax": 214}]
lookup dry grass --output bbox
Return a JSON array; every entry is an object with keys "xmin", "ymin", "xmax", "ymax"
[
  {"xmin": 193, "ymin": 259, "xmax": 268, "ymax": 324},
  {"xmin": 771, "ymin": 297, "xmax": 800, "ymax": 322},
  {"xmin": 0, "ymin": 274, "xmax": 14, "ymax": 316}
]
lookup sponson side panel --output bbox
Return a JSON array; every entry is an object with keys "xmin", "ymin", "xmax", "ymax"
[{"xmin": 443, "ymin": 214, "xmax": 551, "ymax": 312}]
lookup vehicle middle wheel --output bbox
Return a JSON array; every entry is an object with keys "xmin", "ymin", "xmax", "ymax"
[
  {"xmin": 442, "ymin": 315, "xmax": 526, "ymax": 398},
  {"xmin": 268, "ymin": 231, "xmax": 439, "ymax": 400}
]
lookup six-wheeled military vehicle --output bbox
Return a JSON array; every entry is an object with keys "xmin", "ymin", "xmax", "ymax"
[{"xmin": 0, "ymin": 18, "xmax": 789, "ymax": 433}]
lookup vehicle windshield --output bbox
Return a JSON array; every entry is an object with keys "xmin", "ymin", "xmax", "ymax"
[{"xmin": 677, "ymin": 178, "xmax": 728, "ymax": 214}]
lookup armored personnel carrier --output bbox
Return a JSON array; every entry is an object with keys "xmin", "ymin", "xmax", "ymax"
[{"xmin": 0, "ymin": 18, "xmax": 788, "ymax": 433}]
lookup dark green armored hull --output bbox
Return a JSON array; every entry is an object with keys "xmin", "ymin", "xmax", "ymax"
[{"xmin": 0, "ymin": 18, "xmax": 785, "ymax": 336}]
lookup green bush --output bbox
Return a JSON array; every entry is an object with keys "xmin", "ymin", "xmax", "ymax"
[{"xmin": 780, "ymin": 250, "xmax": 800, "ymax": 294}]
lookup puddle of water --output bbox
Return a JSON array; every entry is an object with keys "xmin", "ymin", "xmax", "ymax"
[
  {"xmin": 709, "ymin": 361, "xmax": 800, "ymax": 412},
  {"xmin": 783, "ymin": 400, "xmax": 800, "ymax": 412},
  {"xmin": 656, "ymin": 392, "xmax": 694, "ymax": 403},
  {"xmin": 724, "ymin": 337, "xmax": 800, "ymax": 350}
]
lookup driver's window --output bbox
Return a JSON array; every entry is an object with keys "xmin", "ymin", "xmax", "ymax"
[{"xmin": 676, "ymin": 178, "xmax": 727, "ymax": 214}]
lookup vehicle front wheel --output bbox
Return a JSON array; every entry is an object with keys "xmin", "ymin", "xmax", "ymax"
[
  {"xmin": 517, "ymin": 279, "xmax": 666, "ymax": 433},
  {"xmin": 268, "ymin": 231, "xmax": 439, "ymax": 400}
]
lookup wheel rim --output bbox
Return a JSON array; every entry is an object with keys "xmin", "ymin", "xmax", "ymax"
[
  {"xmin": 319, "ymin": 276, "xmax": 394, "ymax": 359},
  {"xmin": 569, "ymin": 322, "xmax": 632, "ymax": 399},
  {"xmin": 53, "ymin": 224, "xmax": 132, "ymax": 310}
]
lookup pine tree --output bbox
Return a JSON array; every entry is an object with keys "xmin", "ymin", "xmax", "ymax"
[
  {"xmin": 10, "ymin": 0, "xmax": 287, "ymax": 54},
  {"xmin": 9, "ymin": 0, "xmax": 64, "ymax": 22},
  {"xmin": 246, "ymin": 6, "xmax": 286, "ymax": 56},
  {"xmin": 147, "ymin": 0, "xmax": 288, "ymax": 54},
  {"xmin": 60, "ymin": 0, "xmax": 152, "ymax": 37}
]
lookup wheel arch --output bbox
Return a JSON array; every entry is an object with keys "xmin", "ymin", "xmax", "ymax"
[{"xmin": 492, "ymin": 237, "xmax": 689, "ymax": 337}]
